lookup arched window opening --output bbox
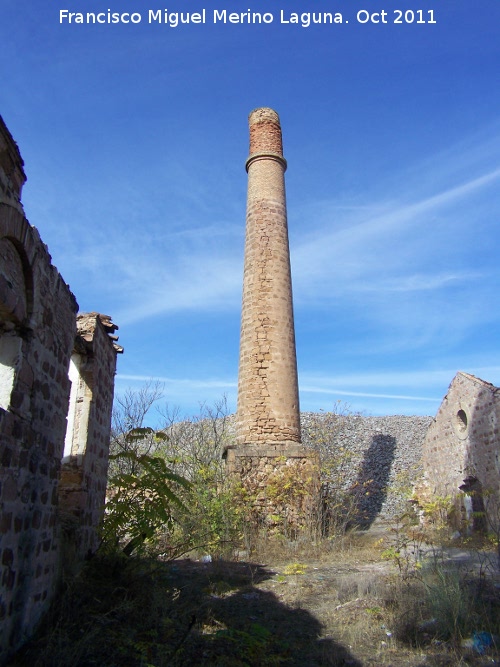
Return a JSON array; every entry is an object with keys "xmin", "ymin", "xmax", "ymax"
[
  {"xmin": 459, "ymin": 476, "xmax": 487, "ymax": 534},
  {"xmin": 456, "ymin": 409, "xmax": 468, "ymax": 433},
  {"xmin": 0, "ymin": 331, "xmax": 22, "ymax": 410},
  {"xmin": 0, "ymin": 235, "xmax": 31, "ymax": 412},
  {"xmin": 63, "ymin": 353, "xmax": 92, "ymax": 459}
]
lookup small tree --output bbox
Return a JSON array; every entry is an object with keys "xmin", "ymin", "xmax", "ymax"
[
  {"xmin": 157, "ymin": 397, "xmax": 242, "ymax": 557},
  {"xmin": 107, "ymin": 386, "xmax": 241, "ymax": 557},
  {"xmin": 109, "ymin": 379, "xmax": 165, "ymax": 476},
  {"xmin": 156, "ymin": 396, "xmax": 233, "ymax": 482},
  {"xmin": 104, "ymin": 382, "xmax": 192, "ymax": 556},
  {"xmin": 101, "ymin": 435, "xmax": 191, "ymax": 556}
]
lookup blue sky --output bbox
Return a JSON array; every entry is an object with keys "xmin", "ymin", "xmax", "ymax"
[{"xmin": 1, "ymin": 0, "xmax": 499, "ymax": 420}]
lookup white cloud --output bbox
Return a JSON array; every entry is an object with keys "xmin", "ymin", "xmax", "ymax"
[
  {"xmin": 299, "ymin": 365, "xmax": 500, "ymax": 399},
  {"xmin": 301, "ymin": 386, "xmax": 440, "ymax": 402},
  {"xmin": 351, "ymin": 271, "xmax": 482, "ymax": 293},
  {"xmin": 287, "ymin": 137, "xmax": 500, "ymax": 357},
  {"xmin": 292, "ymin": 166, "xmax": 500, "ymax": 293},
  {"xmin": 117, "ymin": 374, "xmax": 237, "ymax": 390},
  {"xmin": 27, "ymin": 117, "xmax": 500, "ymax": 350},
  {"xmin": 114, "ymin": 374, "xmax": 238, "ymax": 417}
]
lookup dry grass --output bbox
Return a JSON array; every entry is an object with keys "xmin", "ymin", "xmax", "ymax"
[{"xmin": 9, "ymin": 528, "xmax": 500, "ymax": 667}]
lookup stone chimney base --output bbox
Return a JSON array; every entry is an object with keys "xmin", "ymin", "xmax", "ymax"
[{"xmin": 225, "ymin": 444, "xmax": 320, "ymax": 534}]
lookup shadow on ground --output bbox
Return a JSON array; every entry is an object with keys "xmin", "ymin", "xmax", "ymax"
[
  {"xmin": 158, "ymin": 559, "xmax": 362, "ymax": 666},
  {"xmin": 11, "ymin": 556, "xmax": 362, "ymax": 667}
]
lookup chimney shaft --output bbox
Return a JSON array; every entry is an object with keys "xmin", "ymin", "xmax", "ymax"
[{"xmin": 236, "ymin": 108, "xmax": 301, "ymax": 446}]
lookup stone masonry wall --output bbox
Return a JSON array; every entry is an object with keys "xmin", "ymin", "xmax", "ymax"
[
  {"xmin": 0, "ymin": 116, "xmax": 120, "ymax": 661},
  {"xmin": 420, "ymin": 372, "xmax": 500, "ymax": 527},
  {"xmin": 0, "ymin": 202, "xmax": 78, "ymax": 657},
  {"xmin": 59, "ymin": 314, "xmax": 121, "ymax": 562},
  {"xmin": 0, "ymin": 118, "xmax": 25, "ymax": 216},
  {"xmin": 225, "ymin": 443, "xmax": 320, "ymax": 532}
]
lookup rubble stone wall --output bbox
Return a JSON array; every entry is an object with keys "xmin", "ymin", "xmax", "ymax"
[
  {"xmin": 59, "ymin": 314, "xmax": 120, "ymax": 561},
  {"xmin": 225, "ymin": 443, "xmax": 319, "ymax": 531},
  {"xmin": 420, "ymin": 372, "xmax": 500, "ymax": 525},
  {"xmin": 0, "ymin": 116, "xmax": 120, "ymax": 661},
  {"xmin": 0, "ymin": 202, "xmax": 78, "ymax": 657}
]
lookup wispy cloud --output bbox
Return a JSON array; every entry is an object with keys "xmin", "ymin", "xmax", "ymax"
[
  {"xmin": 299, "ymin": 368, "xmax": 454, "ymax": 390},
  {"xmin": 297, "ymin": 364, "xmax": 500, "ymax": 415},
  {"xmin": 301, "ymin": 386, "xmax": 440, "ymax": 402},
  {"xmin": 352, "ymin": 271, "xmax": 482, "ymax": 293},
  {"xmin": 289, "ymin": 139, "xmax": 500, "ymax": 356},
  {"xmin": 114, "ymin": 365, "xmax": 500, "ymax": 419},
  {"xmin": 117, "ymin": 374, "xmax": 237, "ymax": 390},
  {"xmin": 293, "ymin": 166, "xmax": 500, "ymax": 291},
  {"xmin": 114, "ymin": 374, "xmax": 238, "ymax": 416},
  {"xmin": 28, "ymin": 119, "xmax": 500, "ymax": 342},
  {"xmin": 299, "ymin": 365, "xmax": 500, "ymax": 399}
]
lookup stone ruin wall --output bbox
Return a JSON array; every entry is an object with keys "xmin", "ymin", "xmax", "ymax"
[
  {"xmin": 225, "ymin": 442, "xmax": 320, "ymax": 530},
  {"xmin": 0, "ymin": 124, "xmax": 24, "ymax": 217},
  {"xmin": 420, "ymin": 372, "xmax": 500, "ymax": 527},
  {"xmin": 0, "ymin": 209, "xmax": 77, "ymax": 657},
  {"xmin": 59, "ymin": 313, "xmax": 122, "ymax": 563},
  {"xmin": 0, "ymin": 116, "xmax": 120, "ymax": 661}
]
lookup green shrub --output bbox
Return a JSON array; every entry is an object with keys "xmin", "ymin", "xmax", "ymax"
[
  {"xmin": 101, "ymin": 445, "xmax": 191, "ymax": 556},
  {"xmin": 175, "ymin": 462, "xmax": 244, "ymax": 558}
]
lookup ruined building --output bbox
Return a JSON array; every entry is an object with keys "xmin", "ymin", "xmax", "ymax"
[
  {"xmin": 420, "ymin": 371, "xmax": 500, "ymax": 531},
  {"xmin": 0, "ymin": 116, "xmax": 122, "ymax": 660},
  {"xmin": 225, "ymin": 108, "xmax": 318, "ymax": 526}
]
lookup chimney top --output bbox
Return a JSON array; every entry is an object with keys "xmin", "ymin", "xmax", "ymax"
[
  {"xmin": 248, "ymin": 107, "xmax": 280, "ymax": 125},
  {"xmin": 246, "ymin": 107, "xmax": 285, "ymax": 170}
]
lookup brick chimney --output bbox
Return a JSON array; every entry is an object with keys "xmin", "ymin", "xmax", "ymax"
[
  {"xmin": 226, "ymin": 109, "xmax": 318, "ymax": 533},
  {"xmin": 236, "ymin": 108, "xmax": 301, "ymax": 446}
]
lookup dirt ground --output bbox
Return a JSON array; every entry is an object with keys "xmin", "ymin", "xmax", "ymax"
[
  {"xmin": 11, "ymin": 529, "xmax": 500, "ymax": 667},
  {"xmin": 161, "ymin": 536, "xmax": 500, "ymax": 667}
]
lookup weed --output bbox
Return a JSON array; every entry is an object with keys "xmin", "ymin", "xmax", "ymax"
[{"xmin": 283, "ymin": 563, "xmax": 308, "ymax": 575}]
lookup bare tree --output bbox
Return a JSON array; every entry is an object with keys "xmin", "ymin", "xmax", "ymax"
[{"xmin": 110, "ymin": 380, "xmax": 165, "ymax": 475}]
